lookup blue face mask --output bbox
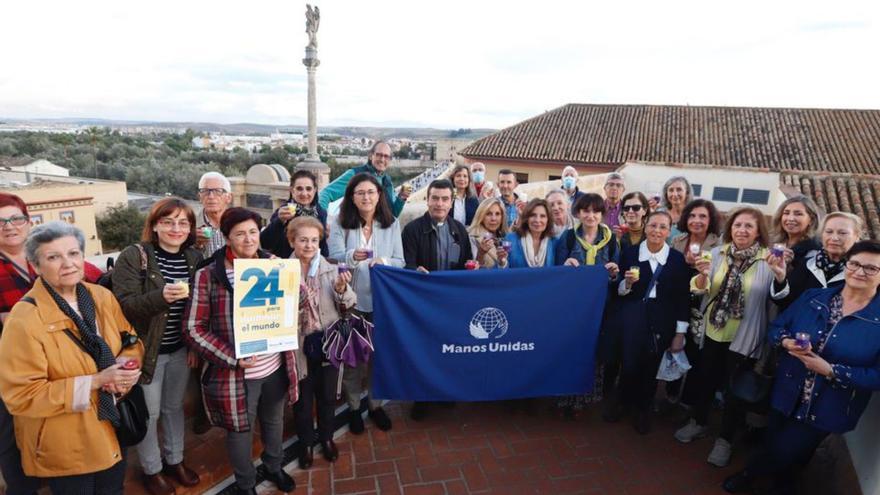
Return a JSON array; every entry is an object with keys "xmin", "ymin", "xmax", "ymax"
[
  {"xmin": 562, "ymin": 177, "xmax": 577, "ymax": 190},
  {"xmin": 473, "ymin": 171, "xmax": 485, "ymax": 183}
]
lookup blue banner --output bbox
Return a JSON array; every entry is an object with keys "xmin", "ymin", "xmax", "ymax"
[{"xmin": 370, "ymin": 265, "xmax": 609, "ymax": 401}]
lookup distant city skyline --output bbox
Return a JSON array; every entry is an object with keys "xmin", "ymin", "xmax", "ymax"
[{"xmin": 2, "ymin": 0, "xmax": 878, "ymax": 129}]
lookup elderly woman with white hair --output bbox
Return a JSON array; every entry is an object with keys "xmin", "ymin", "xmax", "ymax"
[
  {"xmin": 545, "ymin": 189, "xmax": 574, "ymax": 238},
  {"xmin": 0, "ymin": 221, "xmax": 144, "ymax": 494},
  {"xmin": 657, "ymin": 175, "xmax": 694, "ymax": 241}
]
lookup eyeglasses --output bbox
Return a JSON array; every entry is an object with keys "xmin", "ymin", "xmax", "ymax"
[
  {"xmin": 157, "ymin": 219, "xmax": 192, "ymax": 229},
  {"xmin": 622, "ymin": 205, "xmax": 643, "ymax": 212},
  {"xmin": 198, "ymin": 188, "xmax": 227, "ymax": 196},
  {"xmin": 0, "ymin": 215, "xmax": 28, "ymax": 227},
  {"xmin": 372, "ymin": 153, "xmax": 392, "ymax": 160},
  {"xmin": 846, "ymin": 260, "xmax": 880, "ymax": 277},
  {"xmin": 354, "ymin": 190, "xmax": 378, "ymax": 198}
]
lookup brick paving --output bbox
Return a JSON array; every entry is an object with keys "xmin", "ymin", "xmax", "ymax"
[{"xmin": 123, "ymin": 400, "xmax": 744, "ymax": 494}]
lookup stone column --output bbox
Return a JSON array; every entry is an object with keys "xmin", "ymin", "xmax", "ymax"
[{"xmin": 297, "ymin": 45, "xmax": 331, "ymax": 189}]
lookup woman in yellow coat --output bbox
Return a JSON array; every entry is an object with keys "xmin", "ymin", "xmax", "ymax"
[{"xmin": 0, "ymin": 221, "xmax": 143, "ymax": 494}]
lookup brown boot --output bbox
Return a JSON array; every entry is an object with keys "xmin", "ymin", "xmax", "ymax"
[
  {"xmin": 163, "ymin": 461, "xmax": 201, "ymax": 487},
  {"xmin": 143, "ymin": 472, "xmax": 176, "ymax": 495}
]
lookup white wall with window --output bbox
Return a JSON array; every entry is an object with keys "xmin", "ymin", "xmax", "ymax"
[{"xmin": 617, "ymin": 161, "xmax": 785, "ymax": 215}]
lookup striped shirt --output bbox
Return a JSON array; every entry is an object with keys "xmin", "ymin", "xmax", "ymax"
[
  {"xmin": 155, "ymin": 246, "xmax": 189, "ymax": 354},
  {"xmin": 225, "ymin": 268, "xmax": 282, "ymax": 380}
]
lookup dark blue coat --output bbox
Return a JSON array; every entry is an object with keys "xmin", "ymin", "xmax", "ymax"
[
  {"xmin": 769, "ymin": 287, "xmax": 880, "ymax": 433},
  {"xmin": 259, "ymin": 203, "xmax": 328, "ymax": 259},
  {"xmin": 615, "ymin": 244, "xmax": 691, "ymax": 355},
  {"xmin": 449, "ymin": 196, "xmax": 480, "ymax": 226}
]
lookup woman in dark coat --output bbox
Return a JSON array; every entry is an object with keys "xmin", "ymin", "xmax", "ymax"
[
  {"xmin": 614, "ymin": 211, "xmax": 691, "ymax": 434},
  {"xmin": 724, "ymin": 240, "xmax": 880, "ymax": 494},
  {"xmin": 260, "ymin": 170, "xmax": 328, "ymax": 259}
]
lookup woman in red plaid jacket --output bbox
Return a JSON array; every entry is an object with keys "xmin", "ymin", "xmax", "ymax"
[{"xmin": 182, "ymin": 208, "xmax": 298, "ymax": 495}]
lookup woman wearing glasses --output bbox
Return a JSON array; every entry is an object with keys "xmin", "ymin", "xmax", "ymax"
[
  {"xmin": 724, "ymin": 240, "xmax": 880, "ymax": 494},
  {"xmin": 0, "ymin": 193, "xmax": 41, "ymax": 495},
  {"xmin": 328, "ymin": 173, "xmax": 402, "ymax": 434},
  {"xmin": 769, "ymin": 212, "xmax": 862, "ymax": 312},
  {"xmin": 261, "ymin": 170, "xmax": 328, "ymax": 259},
  {"xmin": 618, "ymin": 192, "xmax": 650, "ymax": 250},
  {"xmin": 111, "ymin": 198, "xmax": 203, "ymax": 494}
]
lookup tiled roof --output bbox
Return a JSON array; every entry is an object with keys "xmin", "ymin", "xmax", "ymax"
[
  {"xmin": 782, "ymin": 172, "xmax": 880, "ymax": 240},
  {"xmin": 461, "ymin": 104, "xmax": 880, "ymax": 174}
]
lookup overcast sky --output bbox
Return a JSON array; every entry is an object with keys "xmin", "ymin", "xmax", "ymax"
[{"xmin": 1, "ymin": 0, "xmax": 878, "ymax": 129}]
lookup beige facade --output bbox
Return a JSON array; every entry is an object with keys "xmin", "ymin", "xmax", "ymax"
[
  {"xmin": 0, "ymin": 170, "xmax": 127, "ymax": 215},
  {"xmin": 435, "ymin": 138, "xmax": 475, "ymax": 165},
  {"xmin": 14, "ymin": 195, "xmax": 103, "ymax": 255}
]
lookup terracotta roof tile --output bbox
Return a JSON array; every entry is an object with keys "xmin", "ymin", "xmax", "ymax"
[
  {"xmin": 462, "ymin": 104, "xmax": 880, "ymax": 174},
  {"xmin": 783, "ymin": 171, "xmax": 880, "ymax": 240}
]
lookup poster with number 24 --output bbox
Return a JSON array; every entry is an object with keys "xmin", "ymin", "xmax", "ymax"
[{"xmin": 233, "ymin": 258, "xmax": 301, "ymax": 358}]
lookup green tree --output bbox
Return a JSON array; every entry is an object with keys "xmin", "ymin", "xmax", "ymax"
[{"xmin": 96, "ymin": 204, "xmax": 147, "ymax": 252}]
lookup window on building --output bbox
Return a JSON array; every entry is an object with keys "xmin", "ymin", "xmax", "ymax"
[
  {"xmin": 515, "ymin": 173, "xmax": 529, "ymax": 184},
  {"xmin": 712, "ymin": 187, "xmax": 740, "ymax": 203},
  {"xmin": 31, "ymin": 214, "xmax": 43, "ymax": 226},
  {"xmin": 741, "ymin": 188, "xmax": 770, "ymax": 205},
  {"xmin": 60, "ymin": 211, "xmax": 75, "ymax": 224},
  {"xmin": 692, "ymin": 184, "xmax": 703, "ymax": 197},
  {"xmin": 548, "ymin": 175, "xmax": 561, "ymax": 181}
]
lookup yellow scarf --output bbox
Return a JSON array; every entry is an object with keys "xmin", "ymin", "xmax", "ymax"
[{"xmin": 575, "ymin": 223, "xmax": 613, "ymax": 265}]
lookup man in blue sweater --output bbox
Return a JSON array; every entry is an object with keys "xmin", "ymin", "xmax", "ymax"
[{"xmin": 318, "ymin": 141, "xmax": 410, "ymax": 217}]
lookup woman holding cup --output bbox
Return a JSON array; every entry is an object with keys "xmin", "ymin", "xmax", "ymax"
[
  {"xmin": 724, "ymin": 240, "xmax": 880, "ymax": 494},
  {"xmin": 328, "ymin": 173, "xmax": 403, "ymax": 434},
  {"xmin": 769, "ymin": 195, "xmax": 822, "ymax": 266},
  {"xmin": 111, "ymin": 197, "xmax": 204, "ymax": 494},
  {"xmin": 674, "ymin": 207, "xmax": 774, "ymax": 468},
  {"xmin": 614, "ymin": 211, "xmax": 691, "ymax": 434},
  {"xmin": 261, "ymin": 170, "xmax": 329, "ymax": 259},
  {"xmin": 467, "ymin": 198, "xmax": 510, "ymax": 269},
  {"xmin": 289, "ymin": 216, "xmax": 355, "ymax": 468},
  {"xmin": 769, "ymin": 212, "xmax": 862, "ymax": 312}
]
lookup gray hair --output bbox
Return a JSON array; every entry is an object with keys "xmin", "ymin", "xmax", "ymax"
[
  {"xmin": 198, "ymin": 171, "xmax": 231, "ymax": 192},
  {"xmin": 661, "ymin": 175, "xmax": 694, "ymax": 209},
  {"xmin": 545, "ymin": 188, "xmax": 570, "ymax": 203},
  {"xmin": 605, "ymin": 172, "xmax": 624, "ymax": 183},
  {"xmin": 25, "ymin": 221, "xmax": 86, "ymax": 266}
]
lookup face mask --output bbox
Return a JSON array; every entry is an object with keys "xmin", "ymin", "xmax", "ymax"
[
  {"xmin": 473, "ymin": 171, "xmax": 485, "ymax": 183},
  {"xmin": 562, "ymin": 177, "xmax": 576, "ymax": 190}
]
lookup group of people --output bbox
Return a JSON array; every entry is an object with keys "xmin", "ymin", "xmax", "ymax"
[{"xmin": 0, "ymin": 140, "xmax": 877, "ymax": 495}]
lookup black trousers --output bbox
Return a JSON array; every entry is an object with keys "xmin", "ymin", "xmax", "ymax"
[
  {"xmin": 692, "ymin": 338, "xmax": 753, "ymax": 441},
  {"xmin": 745, "ymin": 410, "xmax": 829, "ymax": 491},
  {"xmin": 294, "ymin": 350, "xmax": 339, "ymax": 445},
  {"xmin": 45, "ymin": 458, "xmax": 126, "ymax": 495},
  {"xmin": 0, "ymin": 398, "xmax": 40, "ymax": 495},
  {"xmin": 618, "ymin": 300, "xmax": 665, "ymax": 412}
]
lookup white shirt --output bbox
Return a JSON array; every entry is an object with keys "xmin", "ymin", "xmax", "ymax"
[{"xmin": 618, "ymin": 241, "xmax": 688, "ymax": 334}]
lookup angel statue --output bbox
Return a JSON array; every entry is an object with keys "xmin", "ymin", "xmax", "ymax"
[{"xmin": 306, "ymin": 4, "xmax": 320, "ymax": 49}]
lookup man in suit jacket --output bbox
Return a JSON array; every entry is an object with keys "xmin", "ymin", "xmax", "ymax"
[{"xmin": 402, "ymin": 179, "xmax": 472, "ymax": 273}]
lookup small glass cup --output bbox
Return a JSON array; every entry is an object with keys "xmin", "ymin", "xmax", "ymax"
[
  {"xmin": 363, "ymin": 248, "xmax": 373, "ymax": 259},
  {"xmin": 286, "ymin": 203, "xmax": 297, "ymax": 215},
  {"xmin": 795, "ymin": 332, "xmax": 811, "ymax": 350},
  {"xmin": 629, "ymin": 266, "xmax": 641, "ymax": 279},
  {"xmin": 202, "ymin": 226, "xmax": 214, "ymax": 238},
  {"xmin": 173, "ymin": 278, "xmax": 189, "ymax": 296},
  {"xmin": 771, "ymin": 243, "xmax": 786, "ymax": 258},
  {"xmin": 402, "ymin": 184, "xmax": 413, "ymax": 195},
  {"xmin": 619, "ymin": 224, "xmax": 630, "ymax": 235},
  {"xmin": 465, "ymin": 260, "xmax": 478, "ymax": 270},
  {"xmin": 689, "ymin": 243, "xmax": 701, "ymax": 256},
  {"xmin": 122, "ymin": 358, "xmax": 140, "ymax": 370},
  {"xmin": 501, "ymin": 240, "xmax": 513, "ymax": 254},
  {"xmin": 337, "ymin": 262, "xmax": 349, "ymax": 275}
]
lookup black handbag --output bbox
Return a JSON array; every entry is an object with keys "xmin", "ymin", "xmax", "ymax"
[
  {"xmin": 62, "ymin": 329, "xmax": 149, "ymax": 447},
  {"xmin": 728, "ymin": 344, "xmax": 772, "ymax": 409}
]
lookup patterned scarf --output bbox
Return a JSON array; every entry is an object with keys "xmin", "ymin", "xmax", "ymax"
[
  {"xmin": 708, "ymin": 243, "xmax": 761, "ymax": 329},
  {"xmin": 43, "ymin": 280, "xmax": 120, "ymax": 427},
  {"xmin": 574, "ymin": 224, "xmax": 613, "ymax": 265},
  {"xmin": 815, "ymin": 249, "xmax": 845, "ymax": 281}
]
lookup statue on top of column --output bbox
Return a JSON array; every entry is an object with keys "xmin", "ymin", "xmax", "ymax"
[{"xmin": 306, "ymin": 4, "xmax": 320, "ymax": 49}]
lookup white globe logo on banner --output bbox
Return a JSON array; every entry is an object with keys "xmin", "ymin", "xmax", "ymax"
[{"xmin": 469, "ymin": 307, "xmax": 509, "ymax": 340}]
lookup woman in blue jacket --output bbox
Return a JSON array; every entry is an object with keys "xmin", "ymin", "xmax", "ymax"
[
  {"xmin": 724, "ymin": 240, "xmax": 880, "ymax": 494},
  {"xmin": 449, "ymin": 165, "xmax": 480, "ymax": 227},
  {"xmin": 504, "ymin": 199, "xmax": 557, "ymax": 268},
  {"xmin": 613, "ymin": 211, "xmax": 691, "ymax": 434}
]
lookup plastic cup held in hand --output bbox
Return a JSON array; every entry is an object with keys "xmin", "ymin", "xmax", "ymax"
[{"xmin": 795, "ymin": 332, "xmax": 811, "ymax": 350}]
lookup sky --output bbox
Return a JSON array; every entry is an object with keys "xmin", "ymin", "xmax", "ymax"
[{"xmin": 1, "ymin": 0, "xmax": 878, "ymax": 130}]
